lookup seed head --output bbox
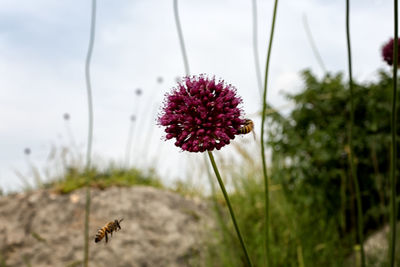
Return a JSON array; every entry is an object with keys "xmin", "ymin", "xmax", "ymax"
[
  {"xmin": 63, "ymin": 113, "xmax": 70, "ymax": 121},
  {"xmin": 158, "ymin": 75, "xmax": 245, "ymax": 152},
  {"xmin": 24, "ymin": 148, "xmax": 31, "ymax": 155}
]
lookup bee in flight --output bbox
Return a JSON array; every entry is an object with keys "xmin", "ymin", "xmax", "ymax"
[
  {"xmin": 95, "ymin": 218, "xmax": 123, "ymax": 243},
  {"xmin": 237, "ymin": 119, "xmax": 254, "ymax": 135}
]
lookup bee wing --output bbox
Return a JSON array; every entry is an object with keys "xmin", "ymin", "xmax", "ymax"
[{"xmin": 252, "ymin": 130, "xmax": 257, "ymax": 141}]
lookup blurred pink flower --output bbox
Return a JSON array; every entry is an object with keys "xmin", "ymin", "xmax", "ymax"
[{"xmin": 382, "ymin": 38, "xmax": 400, "ymax": 66}]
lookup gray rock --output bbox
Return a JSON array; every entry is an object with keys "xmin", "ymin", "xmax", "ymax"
[{"xmin": 0, "ymin": 186, "xmax": 212, "ymax": 267}]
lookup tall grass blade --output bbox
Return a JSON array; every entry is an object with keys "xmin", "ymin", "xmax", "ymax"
[
  {"xmin": 83, "ymin": 0, "xmax": 97, "ymax": 266},
  {"xmin": 260, "ymin": 0, "xmax": 279, "ymax": 266},
  {"xmin": 389, "ymin": 0, "xmax": 398, "ymax": 265},
  {"xmin": 173, "ymin": 0, "xmax": 190, "ymax": 76},
  {"xmin": 302, "ymin": 14, "xmax": 327, "ymax": 73},
  {"xmin": 345, "ymin": 1, "xmax": 365, "ymax": 266},
  {"xmin": 251, "ymin": 0, "xmax": 263, "ymax": 97}
]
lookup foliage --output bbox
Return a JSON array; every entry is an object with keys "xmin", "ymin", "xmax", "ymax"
[
  {"xmin": 203, "ymin": 69, "xmax": 400, "ymax": 266},
  {"xmin": 267, "ymin": 69, "xmax": 400, "ymax": 237},
  {"xmin": 45, "ymin": 166, "xmax": 163, "ymax": 194},
  {"xmin": 203, "ymin": 161, "xmax": 346, "ymax": 266},
  {"xmin": 0, "ymin": 254, "xmax": 7, "ymax": 267}
]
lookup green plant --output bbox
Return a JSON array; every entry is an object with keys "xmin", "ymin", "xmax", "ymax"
[
  {"xmin": 267, "ymin": 69, "xmax": 400, "ymax": 246},
  {"xmin": 205, "ymin": 68, "xmax": 400, "ymax": 266},
  {"xmin": 83, "ymin": 0, "xmax": 96, "ymax": 265},
  {"xmin": 260, "ymin": 0, "xmax": 279, "ymax": 264},
  {"xmin": 0, "ymin": 254, "xmax": 7, "ymax": 267},
  {"xmin": 46, "ymin": 165, "xmax": 162, "ymax": 194},
  {"xmin": 345, "ymin": 1, "xmax": 365, "ymax": 264},
  {"xmin": 204, "ymin": 153, "xmax": 345, "ymax": 266},
  {"xmin": 389, "ymin": 2, "xmax": 399, "ymax": 266}
]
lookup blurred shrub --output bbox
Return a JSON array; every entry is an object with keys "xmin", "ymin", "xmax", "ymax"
[
  {"xmin": 267, "ymin": 69, "xmax": 400, "ymax": 239},
  {"xmin": 204, "ymin": 162, "xmax": 345, "ymax": 266},
  {"xmin": 204, "ymin": 69, "xmax": 400, "ymax": 266}
]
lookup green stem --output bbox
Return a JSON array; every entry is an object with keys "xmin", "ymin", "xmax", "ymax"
[
  {"xmin": 251, "ymin": 0, "xmax": 263, "ymax": 97},
  {"xmin": 124, "ymin": 119, "xmax": 136, "ymax": 167},
  {"xmin": 173, "ymin": 0, "xmax": 190, "ymax": 76},
  {"xmin": 345, "ymin": 1, "xmax": 365, "ymax": 266},
  {"xmin": 260, "ymin": 1, "xmax": 278, "ymax": 266},
  {"xmin": 389, "ymin": 0, "xmax": 398, "ymax": 265},
  {"xmin": 302, "ymin": 14, "xmax": 327, "ymax": 73},
  {"xmin": 203, "ymin": 155, "xmax": 236, "ymax": 265},
  {"xmin": 207, "ymin": 151, "xmax": 253, "ymax": 267},
  {"xmin": 83, "ymin": 0, "xmax": 96, "ymax": 266}
]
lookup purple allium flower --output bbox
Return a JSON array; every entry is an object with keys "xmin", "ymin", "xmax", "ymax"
[
  {"xmin": 158, "ymin": 75, "xmax": 245, "ymax": 152},
  {"xmin": 382, "ymin": 38, "xmax": 400, "ymax": 66}
]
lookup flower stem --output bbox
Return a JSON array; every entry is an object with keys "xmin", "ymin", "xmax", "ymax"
[
  {"xmin": 302, "ymin": 14, "xmax": 327, "ymax": 73},
  {"xmin": 83, "ymin": 0, "xmax": 96, "ymax": 266},
  {"xmin": 207, "ymin": 151, "xmax": 253, "ymax": 267},
  {"xmin": 173, "ymin": 0, "xmax": 190, "ymax": 76},
  {"xmin": 260, "ymin": 0, "xmax": 278, "ymax": 266},
  {"xmin": 251, "ymin": 0, "xmax": 263, "ymax": 98},
  {"xmin": 124, "ymin": 119, "xmax": 136, "ymax": 167},
  {"xmin": 389, "ymin": 0, "xmax": 398, "ymax": 265},
  {"xmin": 345, "ymin": 1, "xmax": 365, "ymax": 266}
]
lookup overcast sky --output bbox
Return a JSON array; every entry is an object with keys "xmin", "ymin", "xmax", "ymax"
[{"xmin": 0, "ymin": 0, "xmax": 393, "ymax": 192}]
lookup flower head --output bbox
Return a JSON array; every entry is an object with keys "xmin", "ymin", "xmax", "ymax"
[
  {"xmin": 158, "ymin": 75, "xmax": 245, "ymax": 152},
  {"xmin": 382, "ymin": 38, "xmax": 400, "ymax": 66}
]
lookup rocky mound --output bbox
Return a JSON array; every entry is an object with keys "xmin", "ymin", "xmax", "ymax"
[{"xmin": 0, "ymin": 186, "xmax": 212, "ymax": 267}]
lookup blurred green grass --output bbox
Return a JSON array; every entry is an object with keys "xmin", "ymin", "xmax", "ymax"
[{"xmin": 46, "ymin": 166, "xmax": 163, "ymax": 194}]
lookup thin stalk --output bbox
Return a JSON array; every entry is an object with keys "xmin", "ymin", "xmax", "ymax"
[
  {"xmin": 345, "ymin": 1, "xmax": 365, "ymax": 266},
  {"xmin": 251, "ymin": 0, "xmax": 263, "ymax": 97},
  {"xmin": 389, "ymin": 0, "xmax": 398, "ymax": 265},
  {"xmin": 302, "ymin": 14, "xmax": 327, "ymax": 73},
  {"xmin": 83, "ymin": 0, "xmax": 96, "ymax": 266},
  {"xmin": 260, "ymin": 0, "xmax": 278, "ymax": 266},
  {"xmin": 64, "ymin": 117, "xmax": 80, "ymax": 162},
  {"xmin": 173, "ymin": 0, "xmax": 199, "ymax": 188},
  {"xmin": 203, "ymin": 155, "xmax": 237, "ymax": 250},
  {"xmin": 173, "ymin": 1, "xmax": 249, "ymax": 264},
  {"xmin": 207, "ymin": 151, "xmax": 253, "ymax": 267},
  {"xmin": 129, "ymin": 93, "xmax": 144, "ymax": 166},
  {"xmin": 173, "ymin": 0, "xmax": 190, "ymax": 76},
  {"xmin": 124, "ymin": 118, "xmax": 136, "ymax": 167},
  {"xmin": 140, "ymin": 105, "xmax": 159, "ymax": 166}
]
